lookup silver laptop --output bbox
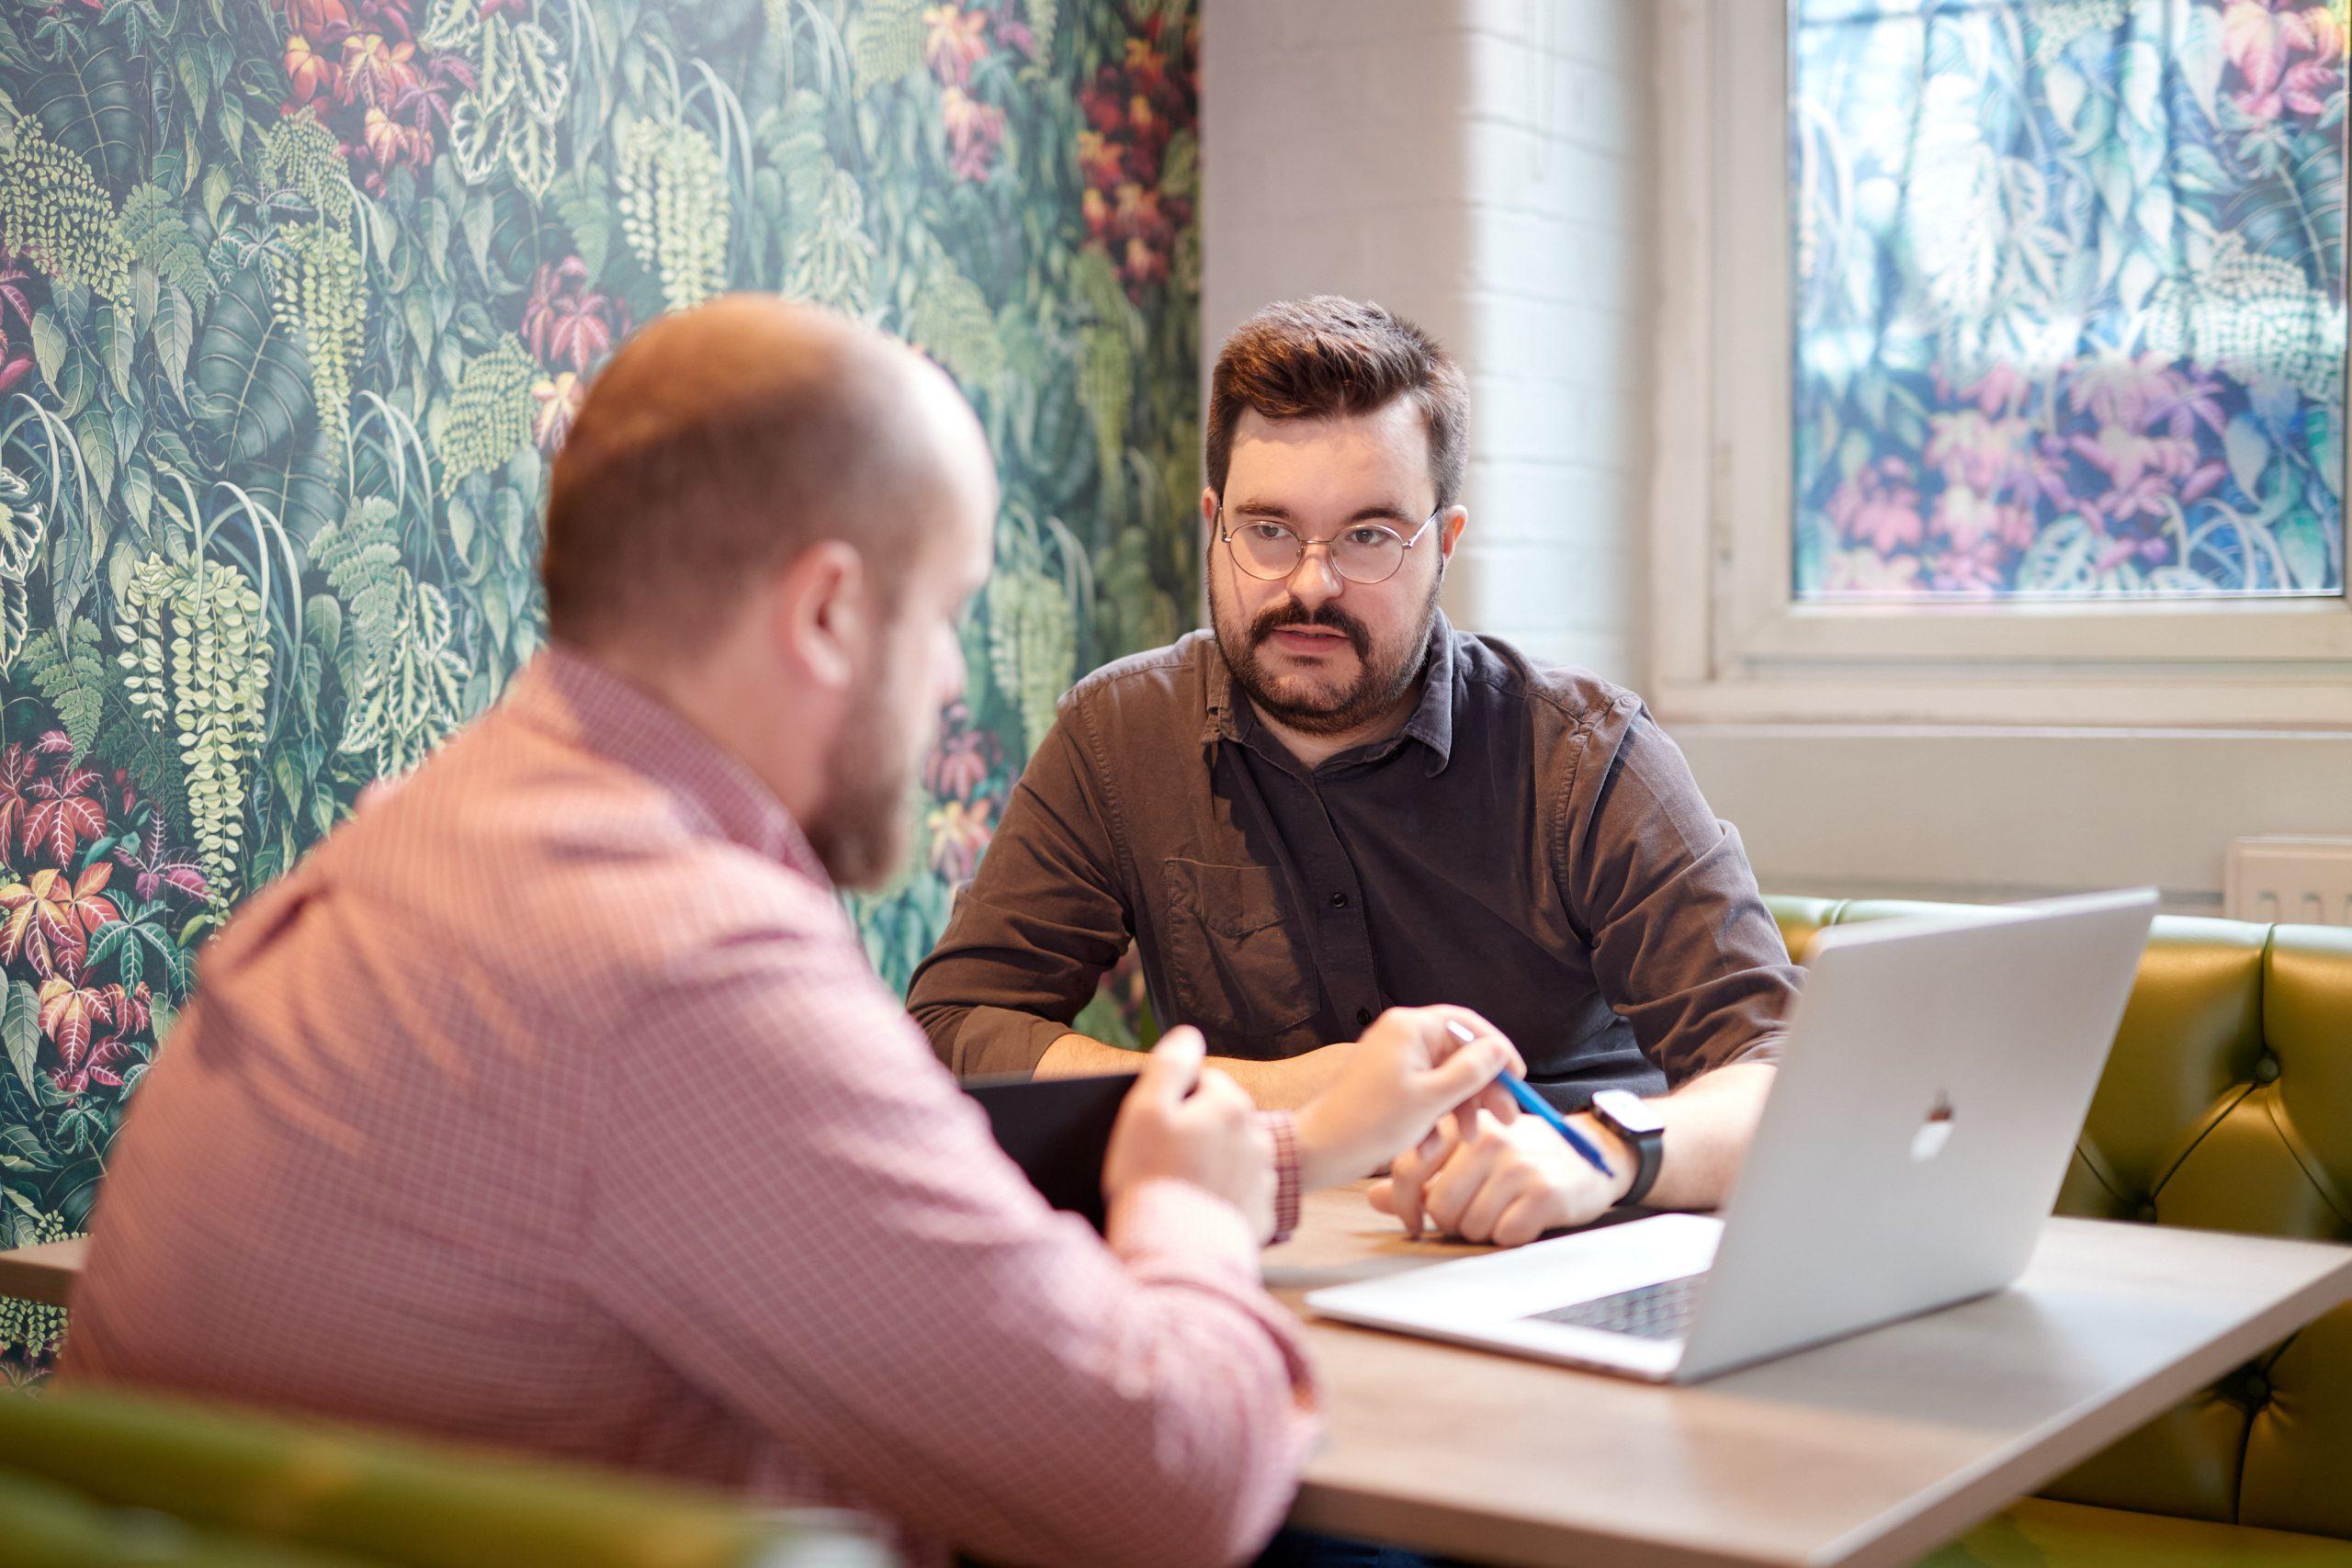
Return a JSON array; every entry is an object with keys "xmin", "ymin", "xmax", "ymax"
[{"xmin": 1306, "ymin": 887, "xmax": 2158, "ymax": 1382}]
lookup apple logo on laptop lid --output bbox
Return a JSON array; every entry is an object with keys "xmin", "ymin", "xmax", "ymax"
[{"xmin": 1911, "ymin": 1090, "xmax": 1956, "ymax": 1163}]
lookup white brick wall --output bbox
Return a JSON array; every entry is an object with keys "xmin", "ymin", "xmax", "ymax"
[{"xmin": 1201, "ymin": 0, "xmax": 1654, "ymax": 686}]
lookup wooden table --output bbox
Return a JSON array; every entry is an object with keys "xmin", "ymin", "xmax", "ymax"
[
  {"xmin": 1264, "ymin": 1186, "xmax": 2352, "ymax": 1568},
  {"xmin": 0, "ymin": 1236, "xmax": 87, "ymax": 1309}
]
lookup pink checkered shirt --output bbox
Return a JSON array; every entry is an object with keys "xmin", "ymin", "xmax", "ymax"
[{"xmin": 61, "ymin": 647, "xmax": 1317, "ymax": 1567}]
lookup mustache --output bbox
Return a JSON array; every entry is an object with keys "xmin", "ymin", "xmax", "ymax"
[{"xmin": 1250, "ymin": 601, "xmax": 1371, "ymax": 658}]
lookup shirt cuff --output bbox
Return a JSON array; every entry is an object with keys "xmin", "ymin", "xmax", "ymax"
[
  {"xmin": 1105, "ymin": 1177, "xmax": 1262, "ymax": 1273},
  {"xmin": 1259, "ymin": 1109, "xmax": 1301, "ymax": 1245}
]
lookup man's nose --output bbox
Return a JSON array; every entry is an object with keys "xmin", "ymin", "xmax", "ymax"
[{"xmin": 1285, "ymin": 544, "xmax": 1344, "ymax": 609}]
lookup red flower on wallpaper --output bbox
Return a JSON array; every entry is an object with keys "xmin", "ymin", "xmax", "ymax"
[
  {"xmin": 922, "ymin": 702, "xmax": 1001, "ymax": 802},
  {"xmin": 23, "ymin": 761, "xmax": 108, "ymax": 870},
  {"xmin": 281, "ymin": 0, "xmax": 356, "ymax": 37},
  {"xmin": 1073, "ymin": 16, "xmax": 1196, "ymax": 297},
  {"xmin": 0, "ymin": 743, "xmax": 38, "ymax": 858},
  {"xmin": 522, "ymin": 257, "xmax": 627, "ymax": 373},
  {"xmin": 0, "ymin": 254, "xmax": 41, "ymax": 397},
  {"xmin": 113, "ymin": 815, "xmax": 210, "ymax": 906},
  {"xmin": 941, "ymin": 86, "xmax": 1007, "ymax": 183},
  {"xmin": 284, "ymin": 32, "xmax": 344, "ymax": 112},
  {"xmin": 0, "ymin": 866, "xmax": 121, "ymax": 984},
  {"xmin": 926, "ymin": 796, "xmax": 996, "ymax": 882},
  {"xmin": 532, "ymin": 371, "xmax": 582, "ymax": 452},
  {"xmin": 41, "ymin": 977, "xmax": 151, "ymax": 1095},
  {"xmin": 341, "ymin": 30, "xmax": 423, "ymax": 108},
  {"xmin": 923, "ymin": 5, "xmax": 990, "ymax": 90}
]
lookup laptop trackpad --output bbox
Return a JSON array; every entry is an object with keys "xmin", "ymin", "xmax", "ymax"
[{"xmin": 1309, "ymin": 1213, "xmax": 1724, "ymax": 1330}]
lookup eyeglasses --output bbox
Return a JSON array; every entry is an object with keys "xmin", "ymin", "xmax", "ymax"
[{"xmin": 1215, "ymin": 503, "xmax": 1441, "ymax": 585}]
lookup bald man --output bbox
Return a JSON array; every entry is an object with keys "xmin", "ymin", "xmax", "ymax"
[{"xmin": 59, "ymin": 298, "xmax": 1524, "ymax": 1568}]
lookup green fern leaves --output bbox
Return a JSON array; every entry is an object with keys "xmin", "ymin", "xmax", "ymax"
[
  {"xmin": 114, "ymin": 556, "xmax": 269, "ymax": 903},
  {"xmin": 617, "ymin": 117, "xmax": 730, "ymax": 311},
  {"xmin": 435, "ymin": 336, "xmax": 537, "ymax": 483},
  {"xmin": 0, "ymin": 115, "xmax": 131, "ymax": 301}
]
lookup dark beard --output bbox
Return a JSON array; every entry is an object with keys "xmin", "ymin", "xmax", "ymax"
[{"xmin": 1216, "ymin": 575, "xmax": 1440, "ymax": 738}]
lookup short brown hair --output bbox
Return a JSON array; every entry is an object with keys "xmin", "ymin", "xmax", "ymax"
[
  {"xmin": 542, "ymin": 297, "xmax": 941, "ymax": 659},
  {"xmin": 1205, "ymin": 296, "xmax": 1468, "ymax": 509}
]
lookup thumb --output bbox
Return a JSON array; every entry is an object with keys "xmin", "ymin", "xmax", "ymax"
[{"xmin": 1137, "ymin": 1025, "xmax": 1206, "ymax": 1108}]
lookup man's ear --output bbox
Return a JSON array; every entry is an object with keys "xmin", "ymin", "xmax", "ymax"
[
  {"xmin": 766, "ymin": 539, "xmax": 869, "ymax": 692},
  {"xmin": 1439, "ymin": 506, "xmax": 1468, "ymax": 559}
]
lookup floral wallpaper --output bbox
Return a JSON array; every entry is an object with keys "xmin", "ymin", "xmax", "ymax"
[
  {"xmin": 1793, "ymin": 0, "xmax": 2347, "ymax": 599},
  {"xmin": 0, "ymin": 0, "xmax": 1203, "ymax": 1378}
]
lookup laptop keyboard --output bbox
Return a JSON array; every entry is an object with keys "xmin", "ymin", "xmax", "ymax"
[{"xmin": 1523, "ymin": 1271, "xmax": 1707, "ymax": 1340}]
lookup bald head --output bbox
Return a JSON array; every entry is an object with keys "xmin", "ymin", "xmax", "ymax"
[{"xmin": 542, "ymin": 295, "xmax": 995, "ymax": 661}]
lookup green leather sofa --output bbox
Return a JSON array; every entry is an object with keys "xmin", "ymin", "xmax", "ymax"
[
  {"xmin": 1765, "ymin": 897, "xmax": 2352, "ymax": 1568},
  {"xmin": 0, "ymin": 1384, "xmax": 883, "ymax": 1567}
]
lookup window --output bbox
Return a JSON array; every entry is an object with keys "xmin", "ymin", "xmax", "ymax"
[
  {"xmin": 1794, "ymin": 0, "xmax": 2345, "ymax": 603},
  {"xmin": 1652, "ymin": 0, "xmax": 2352, "ymax": 727}
]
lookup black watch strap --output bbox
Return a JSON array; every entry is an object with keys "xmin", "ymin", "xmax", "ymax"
[{"xmin": 1590, "ymin": 1091, "xmax": 1664, "ymax": 1207}]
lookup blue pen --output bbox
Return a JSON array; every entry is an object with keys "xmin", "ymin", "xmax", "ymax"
[{"xmin": 1445, "ymin": 1020, "xmax": 1614, "ymax": 1179}]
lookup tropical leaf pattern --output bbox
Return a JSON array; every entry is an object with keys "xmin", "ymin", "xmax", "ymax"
[
  {"xmin": 0, "ymin": 0, "xmax": 1202, "ymax": 1375},
  {"xmin": 1792, "ymin": 0, "xmax": 2347, "ymax": 598}
]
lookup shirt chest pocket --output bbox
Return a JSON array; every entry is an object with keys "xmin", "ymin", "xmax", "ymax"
[{"xmin": 1161, "ymin": 859, "xmax": 1321, "ymax": 1043}]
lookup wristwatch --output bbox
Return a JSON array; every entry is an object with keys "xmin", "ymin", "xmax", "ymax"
[{"xmin": 1588, "ymin": 1089, "xmax": 1665, "ymax": 1207}]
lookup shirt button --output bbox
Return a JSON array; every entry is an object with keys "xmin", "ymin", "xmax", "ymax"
[
  {"xmin": 1329, "ymin": 891, "xmax": 1350, "ymax": 909},
  {"xmin": 1355, "ymin": 1007, "xmax": 1374, "ymax": 1028}
]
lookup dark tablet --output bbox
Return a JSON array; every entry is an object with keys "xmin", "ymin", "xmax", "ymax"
[{"xmin": 965, "ymin": 1071, "xmax": 1138, "ymax": 1233}]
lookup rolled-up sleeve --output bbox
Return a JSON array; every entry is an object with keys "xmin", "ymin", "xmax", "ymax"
[
  {"xmin": 1556, "ymin": 702, "xmax": 1799, "ymax": 1085},
  {"xmin": 909, "ymin": 711, "xmax": 1135, "ymax": 1078}
]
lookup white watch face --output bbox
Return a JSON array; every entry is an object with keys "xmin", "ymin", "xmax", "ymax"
[{"xmin": 1594, "ymin": 1090, "xmax": 1664, "ymax": 1138}]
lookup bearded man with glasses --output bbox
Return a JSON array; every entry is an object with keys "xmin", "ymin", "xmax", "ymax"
[{"xmin": 911, "ymin": 295, "xmax": 1800, "ymax": 1258}]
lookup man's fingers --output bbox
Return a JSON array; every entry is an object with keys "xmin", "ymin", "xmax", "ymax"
[
  {"xmin": 1419, "ymin": 1037, "xmax": 1512, "ymax": 1108},
  {"xmin": 1136, "ymin": 1026, "xmax": 1204, "ymax": 1108},
  {"xmin": 1368, "ymin": 1178, "xmax": 1397, "ymax": 1216},
  {"xmin": 1475, "ymin": 1081, "xmax": 1522, "ymax": 1123},
  {"xmin": 1493, "ymin": 1190, "xmax": 1557, "ymax": 1249},
  {"xmin": 1455, "ymin": 1161, "xmax": 1537, "ymax": 1245},
  {"xmin": 1421, "ymin": 1116, "xmax": 1506, "ymax": 1235},
  {"xmin": 1387, "ymin": 1145, "xmax": 1433, "ymax": 1238}
]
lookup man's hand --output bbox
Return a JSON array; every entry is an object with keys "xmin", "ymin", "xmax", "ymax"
[
  {"xmin": 1293, "ymin": 1007, "xmax": 1527, "ymax": 1191},
  {"xmin": 1102, "ymin": 1026, "xmax": 1276, "ymax": 1239},
  {"xmin": 1371, "ymin": 1106, "xmax": 1633, "ymax": 1247}
]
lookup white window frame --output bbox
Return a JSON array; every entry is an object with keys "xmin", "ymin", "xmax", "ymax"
[{"xmin": 1649, "ymin": 0, "xmax": 2352, "ymax": 729}]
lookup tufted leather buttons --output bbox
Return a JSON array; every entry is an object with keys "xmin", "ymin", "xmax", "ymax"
[
  {"xmin": 2242, "ymin": 1373, "xmax": 2273, "ymax": 1406},
  {"xmin": 2255, "ymin": 1053, "xmax": 2282, "ymax": 1084},
  {"xmin": 2136, "ymin": 1201, "xmax": 2160, "ymax": 1223}
]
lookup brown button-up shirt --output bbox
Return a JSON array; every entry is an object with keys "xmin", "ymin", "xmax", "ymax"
[{"xmin": 910, "ymin": 618, "xmax": 1798, "ymax": 1108}]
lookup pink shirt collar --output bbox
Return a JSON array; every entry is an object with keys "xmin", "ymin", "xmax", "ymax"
[{"xmin": 503, "ymin": 643, "xmax": 830, "ymax": 884}]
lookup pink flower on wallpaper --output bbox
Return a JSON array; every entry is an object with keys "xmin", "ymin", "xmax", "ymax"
[
  {"xmin": 922, "ymin": 703, "xmax": 1001, "ymax": 803},
  {"xmin": 532, "ymin": 371, "xmax": 582, "ymax": 452},
  {"xmin": 923, "ymin": 5, "xmax": 990, "ymax": 89},
  {"xmin": 2222, "ymin": 0, "xmax": 2345, "ymax": 119},
  {"xmin": 927, "ymin": 795, "xmax": 996, "ymax": 882},
  {"xmin": 1826, "ymin": 457, "xmax": 1925, "ymax": 554},
  {"xmin": 0, "ymin": 253, "xmax": 36, "ymax": 397},
  {"xmin": 941, "ymin": 86, "xmax": 1006, "ymax": 182}
]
